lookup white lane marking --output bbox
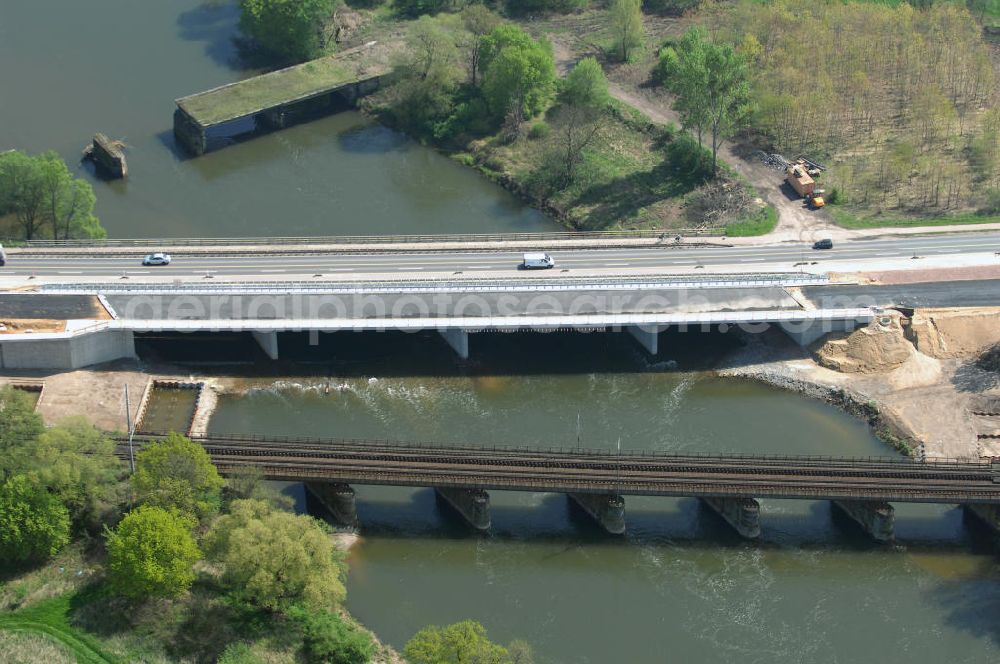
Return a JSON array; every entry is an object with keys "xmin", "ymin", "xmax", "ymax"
[
  {"xmin": 604, "ymin": 262, "xmax": 631, "ymax": 266},
  {"xmin": 260, "ymin": 269, "xmax": 287, "ymax": 273},
  {"xmin": 57, "ymin": 271, "xmax": 83, "ymax": 274},
  {"xmin": 740, "ymin": 258, "xmax": 768, "ymax": 262}
]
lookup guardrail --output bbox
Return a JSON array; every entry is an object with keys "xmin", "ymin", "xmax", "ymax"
[
  {"xmin": 42, "ymin": 273, "xmax": 828, "ymax": 294},
  {"xmin": 126, "ymin": 432, "xmax": 963, "ymax": 465},
  {"xmin": 20, "ymin": 228, "xmax": 712, "ymax": 248}
]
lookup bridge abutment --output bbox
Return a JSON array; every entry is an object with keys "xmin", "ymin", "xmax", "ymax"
[
  {"xmin": 833, "ymin": 499, "xmax": 895, "ymax": 542},
  {"xmin": 777, "ymin": 319, "xmax": 862, "ymax": 347},
  {"xmin": 252, "ymin": 331, "xmax": 279, "ymax": 360},
  {"xmin": 435, "ymin": 487, "xmax": 490, "ymax": 530},
  {"xmin": 305, "ymin": 482, "xmax": 358, "ymax": 527},
  {"xmin": 627, "ymin": 325, "xmax": 660, "ymax": 355},
  {"xmin": 700, "ymin": 496, "xmax": 761, "ymax": 539},
  {"xmin": 438, "ymin": 328, "xmax": 470, "ymax": 360},
  {"xmin": 569, "ymin": 492, "xmax": 626, "ymax": 534}
]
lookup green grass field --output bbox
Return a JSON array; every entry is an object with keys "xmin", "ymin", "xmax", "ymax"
[
  {"xmin": 725, "ymin": 205, "xmax": 778, "ymax": 236},
  {"xmin": 0, "ymin": 594, "xmax": 116, "ymax": 664}
]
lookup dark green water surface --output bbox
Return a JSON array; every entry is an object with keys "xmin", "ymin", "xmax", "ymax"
[
  {"xmin": 0, "ymin": 1, "xmax": 554, "ymax": 238},
  {"xmin": 200, "ymin": 331, "xmax": 1000, "ymax": 664}
]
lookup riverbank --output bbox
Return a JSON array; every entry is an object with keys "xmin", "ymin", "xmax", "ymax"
[
  {"xmin": 0, "ymin": 534, "xmax": 404, "ymax": 664},
  {"xmin": 718, "ymin": 308, "xmax": 1000, "ymax": 460}
]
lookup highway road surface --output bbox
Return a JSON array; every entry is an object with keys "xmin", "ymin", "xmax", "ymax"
[{"xmin": 1, "ymin": 233, "xmax": 997, "ymax": 279}]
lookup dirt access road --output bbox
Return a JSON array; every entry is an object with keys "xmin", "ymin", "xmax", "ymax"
[{"xmin": 546, "ymin": 31, "xmax": 840, "ymax": 243}]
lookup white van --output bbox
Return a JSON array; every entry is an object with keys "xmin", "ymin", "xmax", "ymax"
[
  {"xmin": 0, "ymin": 244, "xmax": 6, "ymax": 267},
  {"xmin": 521, "ymin": 252, "xmax": 554, "ymax": 269}
]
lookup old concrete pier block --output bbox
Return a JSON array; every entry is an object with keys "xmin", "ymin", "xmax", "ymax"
[
  {"xmin": 435, "ymin": 487, "xmax": 491, "ymax": 531},
  {"xmin": 700, "ymin": 496, "xmax": 761, "ymax": 539},
  {"xmin": 833, "ymin": 499, "xmax": 894, "ymax": 542},
  {"xmin": 305, "ymin": 482, "xmax": 358, "ymax": 527},
  {"xmin": 569, "ymin": 492, "xmax": 626, "ymax": 534}
]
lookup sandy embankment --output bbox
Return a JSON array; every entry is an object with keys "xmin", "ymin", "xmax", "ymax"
[{"xmin": 721, "ymin": 307, "xmax": 1000, "ymax": 460}]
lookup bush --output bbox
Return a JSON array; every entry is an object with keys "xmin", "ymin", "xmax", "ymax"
[
  {"xmin": 984, "ymin": 188, "xmax": 1000, "ymax": 215},
  {"xmin": 643, "ymin": 0, "xmax": 700, "ymax": 15},
  {"xmin": 133, "ymin": 432, "xmax": 224, "ymax": 523},
  {"xmin": 217, "ymin": 642, "xmax": 265, "ymax": 664},
  {"xmin": 205, "ymin": 499, "xmax": 347, "ymax": 612},
  {"xmin": 504, "ymin": 0, "xmax": 588, "ymax": 14},
  {"xmin": 528, "ymin": 122, "xmax": 550, "ymax": 139},
  {"xmin": 289, "ymin": 607, "xmax": 374, "ymax": 664},
  {"xmin": 0, "ymin": 475, "xmax": 71, "ymax": 564},
  {"xmin": 239, "ymin": 0, "xmax": 336, "ymax": 63},
  {"xmin": 105, "ymin": 505, "xmax": 201, "ymax": 600}
]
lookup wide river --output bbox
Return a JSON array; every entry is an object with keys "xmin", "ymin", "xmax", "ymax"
[
  {"xmin": 185, "ymin": 329, "xmax": 1000, "ymax": 664},
  {"xmin": 7, "ymin": 0, "xmax": 1000, "ymax": 661},
  {"xmin": 0, "ymin": 0, "xmax": 554, "ymax": 238}
]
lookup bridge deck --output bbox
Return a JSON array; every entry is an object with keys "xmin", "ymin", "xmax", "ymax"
[
  {"xmin": 123, "ymin": 435, "xmax": 1000, "ymax": 504},
  {"xmin": 175, "ymin": 44, "xmax": 390, "ymax": 128}
]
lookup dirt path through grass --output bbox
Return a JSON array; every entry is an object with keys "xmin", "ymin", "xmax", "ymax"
[{"xmin": 547, "ymin": 31, "xmax": 838, "ymax": 242}]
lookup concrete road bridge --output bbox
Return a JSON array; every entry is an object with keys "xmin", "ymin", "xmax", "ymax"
[
  {"xmin": 121, "ymin": 434, "xmax": 1000, "ymax": 542},
  {"xmin": 0, "ymin": 274, "xmax": 874, "ymax": 368}
]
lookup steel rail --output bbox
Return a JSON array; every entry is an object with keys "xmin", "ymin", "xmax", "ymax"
[{"xmin": 115, "ymin": 436, "xmax": 1000, "ymax": 504}]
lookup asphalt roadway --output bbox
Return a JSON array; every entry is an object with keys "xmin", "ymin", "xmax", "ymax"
[{"xmin": 2, "ymin": 233, "xmax": 998, "ymax": 278}]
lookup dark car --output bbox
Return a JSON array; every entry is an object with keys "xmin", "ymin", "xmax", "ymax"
[{"xmin": 812, "ymin": 239, "xmax": 833, "ymax": 250}]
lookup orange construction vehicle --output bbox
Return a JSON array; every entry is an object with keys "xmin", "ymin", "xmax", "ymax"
[{"xmin": 785, "ymin": 159, "xmax": 825, "ymax": 208}]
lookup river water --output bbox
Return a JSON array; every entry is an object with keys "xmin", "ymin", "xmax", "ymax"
[
  {"xmin": 197, "ymin": 330, "xmax": 1000, "ymax": 664},
  {"xmin": 0, "ymin": 0, "xmax": 553, "ymax": 238}
]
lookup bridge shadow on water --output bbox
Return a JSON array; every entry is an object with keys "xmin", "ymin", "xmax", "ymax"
[{"xmin": 134, "ymin": 327, "xmax": 746, "ymax": 378}]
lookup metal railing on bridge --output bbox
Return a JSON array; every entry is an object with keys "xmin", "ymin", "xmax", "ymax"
[{"xmin": 20, "ymin": 228, "xmax": 713, "ymax": 249}]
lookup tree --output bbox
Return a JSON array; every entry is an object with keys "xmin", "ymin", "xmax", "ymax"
[
  {"xmin": 204, "ymin": 499, "xmax": 347, "ymax": 612},
  {"xmin": 40, "ymin": 156, "xmax": 101, "ymax": 241},
  {"xmin": 0, "ymin": 151, "xmax": 104, "ymax": 241},
  {"xmin": 29, "ymin": 419, "xmax": 123, "ymax": 533},
  {"xmin": 390, "ymin": 14, "xmax": 465, "ymax": 137},
  {"xmin": 460, "ymin": 5, "xmax": 502, "ymax": 86},
  {"xmin": 132, "ymin": 432, "xmax": 224, "ymax": 522},
  {"xmin": 0, "ymin": 386, "xmax": 45, "ymax": 477},
  {"xmin": 659, "ymin": 27, "xmax": 751, "ymax": 174},
  {"xmin": 0, "ymin": 475, "xmax": 71, "ymax": 564},
  {"xmin": 609, "ymin": 0, "xmax": 644, "ymax": 63},
  {"xmin": 550, "ymin": 58, "xmax": 610, "ymax": 185},
  {"xmin": 404, "ymin": 620, "xmax": 515, "ymax": 664},
  {"xmin": 289, "ymin": 606, "xmax": 375, "ymax": 664},
  {"xmin": 0, "ymin": 151, "xmax": 46, "ymax": 241},
  {"xmin": 239, "ymin": 0, "xmax": 339, "ymax": 63},
  {"xmin": 478, "ymin": 26, "xmax": 556, "ymax": 122},
  {"xmin": 105, "ymin": 505, "xmax": 201, "ymax": 600},
  {"xmin": 558, "ymin": 56, "xmax": 609, "ymax": 109}
]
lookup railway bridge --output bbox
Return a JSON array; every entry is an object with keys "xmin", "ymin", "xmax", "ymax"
[{"xmin": 122, "ymin": 434, "xmax": 1000, "ymax": 542}]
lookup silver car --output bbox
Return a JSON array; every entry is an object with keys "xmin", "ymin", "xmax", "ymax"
[{"xmin": 142, "ymin": 252, "xmax": 171, "ymax": 266}]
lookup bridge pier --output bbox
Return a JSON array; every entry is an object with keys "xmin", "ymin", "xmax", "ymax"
[
  {"xmin": 304, "ymin": 482, "xmax": 358, "ymax": 527},
  {"xmin": 568, "ymin": 492, "xmax": 626, "ymax": 534},
  {"xmin": 700, "ymin": 496, "xmax": 761, "ymax": 539},
  {"xmin": 435, "ymin": 487, "xmax": 490, "ymax": 531},
  {"xmin": 252, "ymin": 331, "xmax": 279, "ymax": 360},
  {"xmin": 833, "ymin": 499, "xmax": 895, "ymax": 542},
  {"xmin": 963, "ymin": 503, "xmax": 1000, "ymax": 536},
  {"xmin": 627, "ymin": 325, "xmax": 660, "ymax": 355},
  {"xmin": 438, "ymin": 328, "xmax": 470, "ymax": 360}
]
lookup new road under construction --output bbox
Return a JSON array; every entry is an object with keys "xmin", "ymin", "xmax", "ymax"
[{"xmin": 121, "ymin": 434, "xmax": 1000, "ymax": 543}]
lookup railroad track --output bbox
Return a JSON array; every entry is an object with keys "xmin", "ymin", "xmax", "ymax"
[{"xmin": 117, "ymin": 435, "xmax": 1000, "ymax": 505}]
